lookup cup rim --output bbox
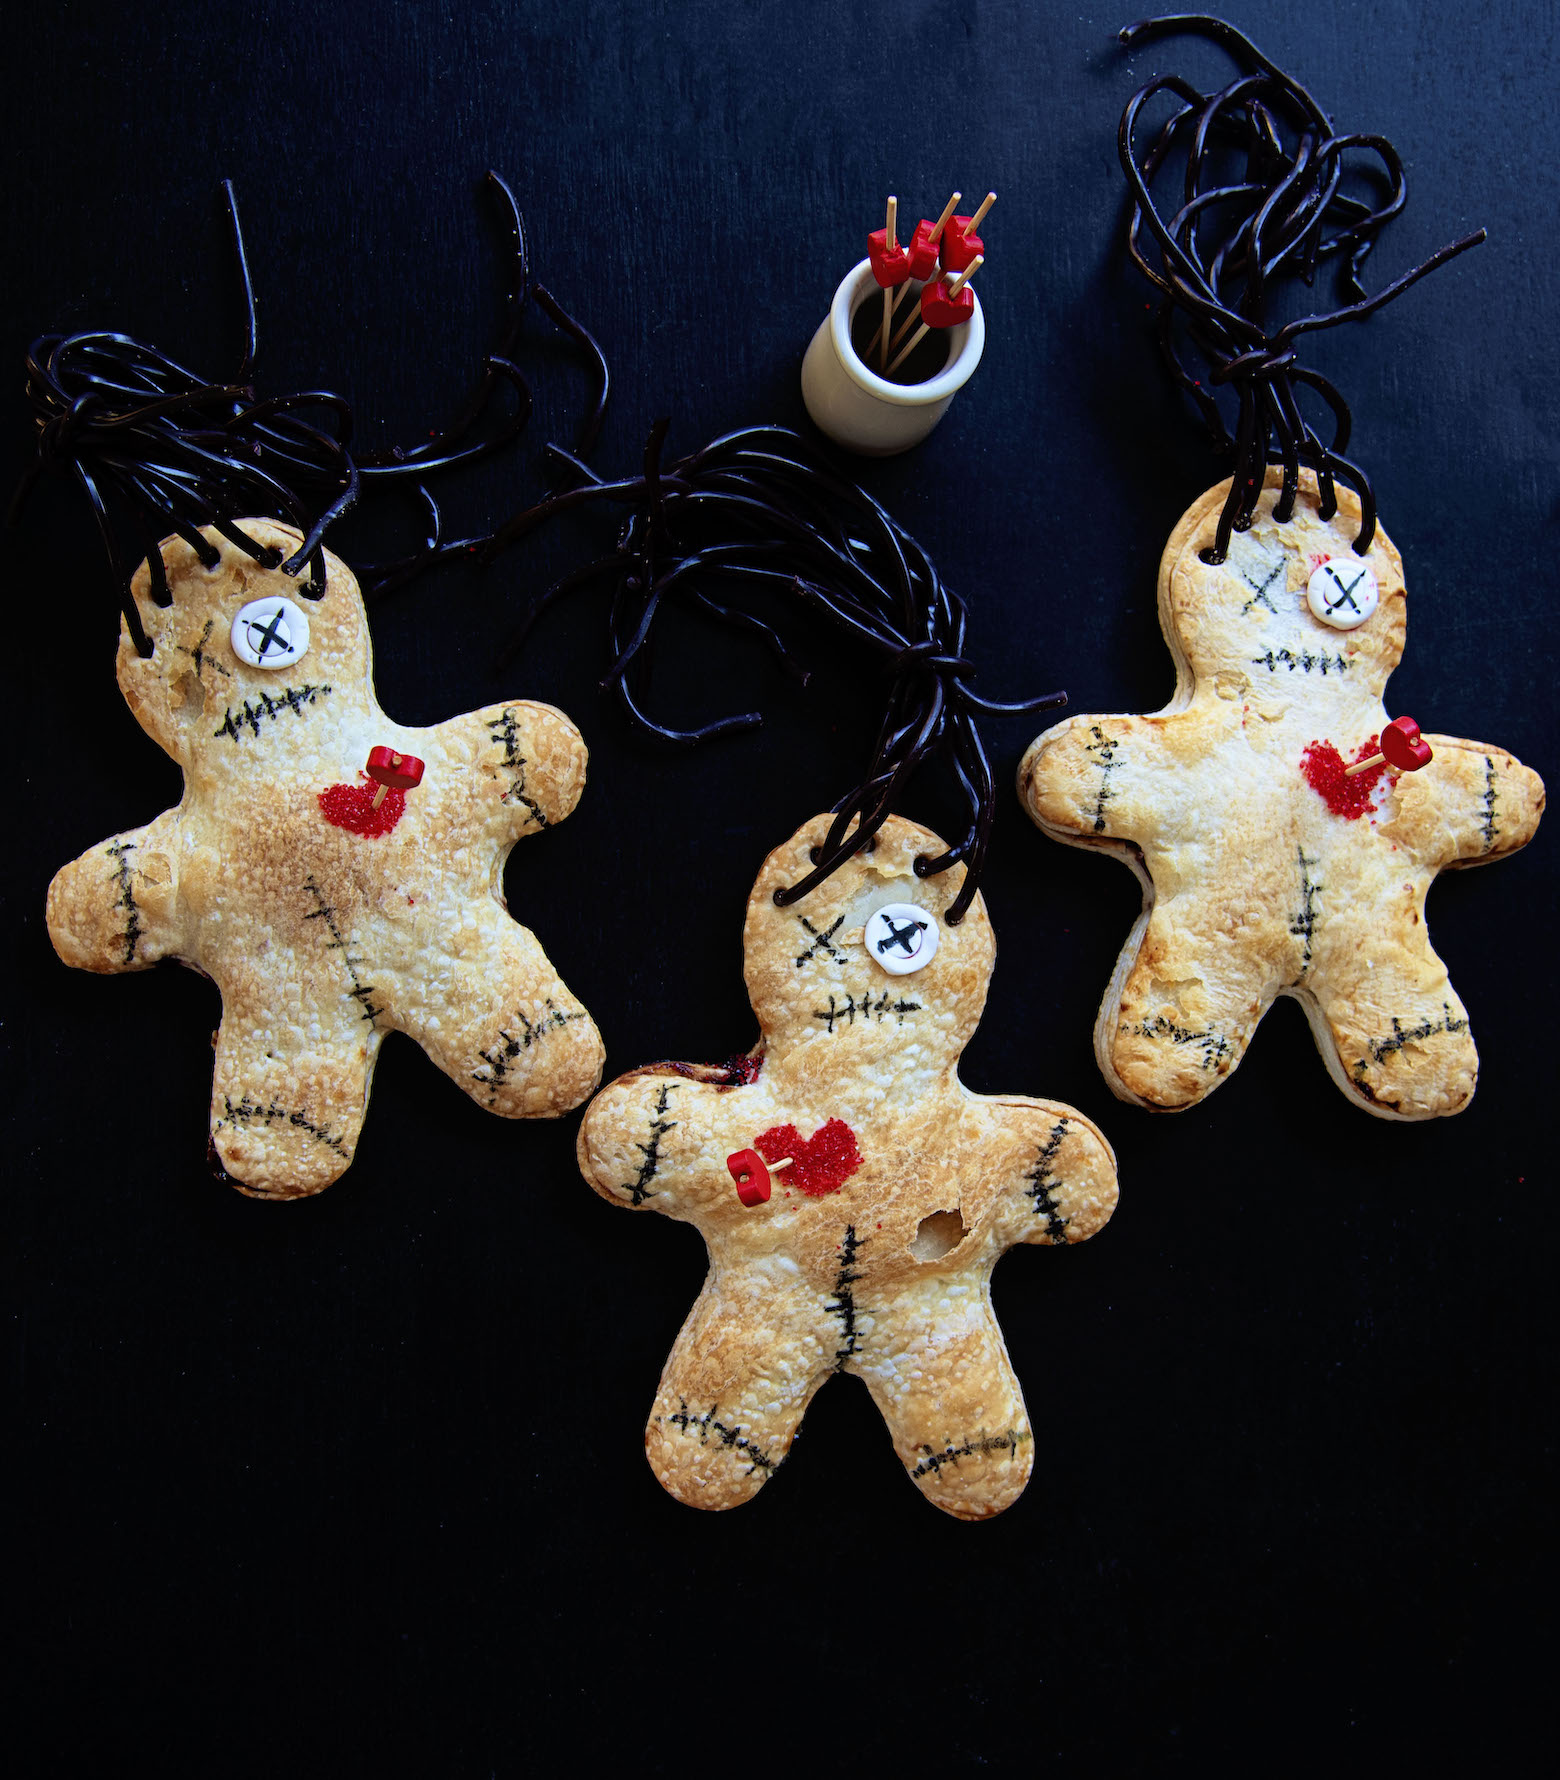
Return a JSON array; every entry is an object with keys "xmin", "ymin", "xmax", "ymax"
[{"xmin": 830, "ymin": 258, "xmax": 985, "ymax": 405}]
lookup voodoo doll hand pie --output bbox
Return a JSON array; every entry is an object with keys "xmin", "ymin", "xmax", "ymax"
[
  {"xmin": 1019, "ymin": 473, "xmax": 1544, "ymax": 1120},
  {"xmin": 47, "ymin": 522, "xmax": 605, "ymax": 1197},
  {"xmin": 576, "ymin": 814, "xmax": 1118, "ymax": 1520}
]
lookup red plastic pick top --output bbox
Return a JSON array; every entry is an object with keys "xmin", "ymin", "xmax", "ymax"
[
  {"xmin": 1381, "ymin": 715, "xmax": 1433, "ymax": 772},
  {"xmin": 867, "ymin": 227, "xmax": 911, "ymax": 287},
  {"xmin": 726, "ymin": 1148, "xmax": 771, "ymax": 1207},
  {"xmin": 906, "ymin": 218, "xmax": 943, "ymax": 279},
  {"xmin": 941, "ymin": 218, "xmax": 984, "ymax": 274},
  {"xmin": 920, "ymin": 277, "xmax": 975, "ymax": 328},
  {"xmin": 365, "ymin": 746, "xmax": 425, "ymax": 792}
]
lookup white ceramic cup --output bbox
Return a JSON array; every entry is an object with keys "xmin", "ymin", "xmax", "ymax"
[{"xmin": 800, "ymin": 257, "xmax": 985, "ymax": 457}]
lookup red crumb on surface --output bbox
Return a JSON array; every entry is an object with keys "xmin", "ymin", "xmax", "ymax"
[
  {"xmin": 317, "ymin": 775, "xmax": 406, "ymax": 836},
  {"xmin": 1301, "ymin": 736, "xmax": 1386, "ymax": 819},
  {"xmin": 755, "ymin": 1118, "xmax": 863, "ymax": 1197}
]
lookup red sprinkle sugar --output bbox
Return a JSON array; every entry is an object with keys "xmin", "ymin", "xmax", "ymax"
[
  {"xmin": 755, "ymin": 1119, "xmax": 862, "ymax": 1197},
  {"xmin": 318, "ymin": 775, "xmax": 407, "ymax": 837},
  {"xmin": 1300, "ymin": 735, "xmax": 1386, "ymax": 820}
]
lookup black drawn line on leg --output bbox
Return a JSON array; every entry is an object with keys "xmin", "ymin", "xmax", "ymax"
[
  {"xmin": 1289, "ymin": 846, "xmax": 1323, "ymax": 973},
  {"xmin": 911, "ymin": 1427, "xmax": 1031, "ymax": 1480},
  {"xmin": 301, "ymin": 876, "xmax": 386, "ymax": 1027},
  {"xmin": 811, "ymin": 990, "xmax": 921, "ymax": 1033},
  {"xmin": 825, "ymin": 1225, "xmax": 866, "ymax": 1370},
  {"xmin": 660, "ymin": 1400, "xmax": 776, "ymax": 1475},
  {"xmin": 213, "ymin": 682, "xmax": 332, "ymax": 742},
  {"xmin": 1024, "ymin": 1117, "xmax": 1072, "ymax": 1240},
  {"xmin": 487, "ymin": 708, "xmax": 550, "ymax": 829},
  {"xmin": 1085, "ymin": 724, "xmax": 1122, "ymax": 834},
  {"xmin": 472, "ymin": 999, "xmax": 589, "ymax": 1103},
  {"xmin": 795, "ymin": 915, "xmax": 845, "ymax": 967},
  {"xmin": 1122, "ymin": 1013, "xmax": 1233, "ymax": 1074},
  {"xmin": 214, "ymin": 1093, "xmax": 349, "ymax": 1157},
  {"xmin": 1355, "ymin": 1002, "xmax": 1471, "ymax": 1072},
  {"xmin": 619, "ymin": 1082, "xmax": 676, "ymax": 1205},
  {"xmin": 1482, "ymin": 756, "xmax": 1498, "ymax": 850},
  {"xmin": 106, "ymin": 839, "xmax": 143, "ymax": 965}
]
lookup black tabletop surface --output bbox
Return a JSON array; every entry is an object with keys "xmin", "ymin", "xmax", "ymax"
[{"xmin": 6, "ymin": 1, "xmax": 1556, "ymax": 1770}]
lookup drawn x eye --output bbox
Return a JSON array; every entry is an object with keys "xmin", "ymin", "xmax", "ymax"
[
  {"xmin": 863, "ymin": 902, "xmax": 939, "ymax": 975},
  {"xmin": 231, "ymin": 596, "xmax": 310, "ymax": 669},
  {"xmin": 1306, "ymin": 557, "xmax": 1379, "ymax": 631}
]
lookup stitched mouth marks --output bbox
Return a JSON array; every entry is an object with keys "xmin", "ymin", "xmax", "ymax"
[
  {"xmin": 619, "ymin": 1082, "xmax": 676, "ymax": 1206},
  {"xmin": 473, "ymin": 999, "xmax": 589, "ymax": 1103},
  {"xmin": 1357, "ymin": 1003, "xmax": 1470, "ymax": 1070},
  {"xmin": 1085, "ymin": 724, "xmax": 1122, "ymax": 834},
  {"xmin": 1251, "ymin": 649, "xmax": 1350, "ymax": 676},
  {"xmin": 661, "ymin": 1401, "xmax": 776, "ymax": 1475},
  {"xmin": 795, "ymin": 915, "xmax": 845, "ymax": 966},
  {"xmin": 910, "ymin": 1427, "xmax": 1030, "ymax": 1480},
  {"xmin": 106, "ymin": 839, "xmax": 143, "ymax": 964},
  {"xmin": 1123, "ymin": 1013, "xmax": 1232, "ymax": 1073},
  {"xmin": 488, "ymin": 708, "xmax": 550, "ymax": 829},
  {"xmin": 811, "ymin": 990, "xmax": 921, "ymax": 1033},
  {"xmin": 1024, "ymin": 1117, "xmax": 1071, "ymax": 1240},
  {"xmin": 1289, "ymin": 846, "xmax": 1324, "ymax": 973},
  {"xmin": 302, "ymin": 877, "xmax": 385, "ymax": 1027},
  {"xmin": 825, "ymin": 1225, "xmax": 867, "ymax": 1370},
  {"xmin": 215, "ymin": 1093, "xmax": 349, "ymax": 1156},
  {"xmin": 213, "ymin": 682, "xmax": 332, "ymax": 741}
]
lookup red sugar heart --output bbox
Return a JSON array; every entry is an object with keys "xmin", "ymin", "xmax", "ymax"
[
  {"xmin": 755, "ymin": 1119, "xmax": 862, "ymax": 1197},
  {"xmin": 317, "ymin": 775, "xmax": 406, "ymax": 837},
  {"xmin": 1300, "ymin": 737, "xmax": 1384, "ymax": 819},
  {"xmin": 867, "ymin": 227, "xmax": 911, "ymax": 287}
]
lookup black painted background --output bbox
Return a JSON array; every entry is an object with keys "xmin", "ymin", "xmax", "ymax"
[{"xmin": 5, "ymin": 1, "xmax": 1556, "ymax": 1770}]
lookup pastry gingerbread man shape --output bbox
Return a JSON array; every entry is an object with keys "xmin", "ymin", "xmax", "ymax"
[
  {"xmin": 1019, "ymin": 471, "xmax": 1544, "ymax": 1120},
  {"xmin": 576, "ymin": 814, "xmax": 1118, "ymax": 1519},
  {"xmin": 47, "ymin": 521, "xmax": 605, "ymax": 1198}
]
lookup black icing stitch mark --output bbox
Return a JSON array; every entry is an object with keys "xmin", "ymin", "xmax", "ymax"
[
  {"xmin": 794, "ymin": 915, "xmax": 845, "ymax": 966},
  {"xmin": 473, "ymin": 999, "xmax": 588, "ymax": 1103},
  {"xmin": 301, "ymin": 877, "xmax": 385, "ymax": 1027},
  {"xmin": 214, "ymin": 682, "xmax": 332, "ymax": 741},
  {"xmin": 660, "ymin": 1401, "xmax": 776, "ymax": 1475},
  {"xmin": 1084, "ymin": 724, "xmax": 1122, "ymax": 834},
  {"xmin": 1124, "ymin": 1013, "xmax": 1232, "ymax": 1073},
  {"xmin": 825, "ymin": 1226, "xmax": 866, "ymax": 1370},
  {"xmin": 1289, "ymin": 846, "xmax": 1323, "ymax": 973},
  {"xmin": 106, "ymin": 840, "xmax": 143, "ymax": 965},
  {"xmin": 811, "ymin": 990, "xmax": 920, "ymax": 1032},
  {"xmin": 487, "ymin": 709, "xmax": 550, "ymax": 829},
  {"xmin": 1357, "ymin": 1003, "xmax": 1471, "ymax": 1070},
  {"xmin": 1238, "ymin": 555, "xmax": 1285, "ymax": 615},
  {"xmin": 911, "ymin": 1427, "xmax": 1030, "ymax": 1480},
  {"xmin": 176, "ymin": 617, "xmax": 230, "ymax": 682},
  {"xmin": 215, "ymin": 1093, "xmax": 349, "ymax": 1157},
  {"xmin": 620, "ymin": 1082, "xmax": 676, "ymax": 1205},
  {"xmin": 1250, "ymin": 649, "xmax": 1350, "ymax": 676},
  {"xmin": 1024, "ymin": 1118, "xmax": 1071, "ymax": 1240},
  {"xmin": 1481, "ymin": 756, "xmax": 1498, "ymax": 850}
]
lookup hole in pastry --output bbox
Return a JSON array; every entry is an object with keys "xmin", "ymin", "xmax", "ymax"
[
  {"xmin": 910, "ymin": 1208, "xmax": 967, "ymax": 1262},
  {"xmin": 173, "ymin": 670, "xmax": 203, "ymax": 717}
]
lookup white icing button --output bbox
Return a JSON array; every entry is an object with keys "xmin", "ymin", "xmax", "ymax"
[
  {"xmin": 863, "ymin": 902, "xmax": 939, "ymax": 975},
  {"xmin": 1306, "ymin": 557, "xmax": 1378, "ymax": 630},
  {"xmin": 231, "ymin": 596, "xmax": 310, "ymax": 669}
]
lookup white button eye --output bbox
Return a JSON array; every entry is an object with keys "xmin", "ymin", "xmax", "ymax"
[
  {"xmin": 231, "ymin": 596, "xmax": 311, "ymax": 669},
  {"xmin": 863, "ymin": 902, "xmax": 939, "ymax": 975},
  {"xmin": 1306, "ymin": 557, "xmax": 1378, "ymax": 630}
]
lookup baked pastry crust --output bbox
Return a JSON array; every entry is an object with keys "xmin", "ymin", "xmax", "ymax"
[
  {"xmin": 576, "ymin": 814, "xmax": 1118, "ymax": 1520},
  {"xmin": 1018, "ymin": 471, "xmax": 1544, "ymax": 1120},
  {"xmin": 47, "ymin": 522, "xmax": 604, "ymax": 1197}
]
